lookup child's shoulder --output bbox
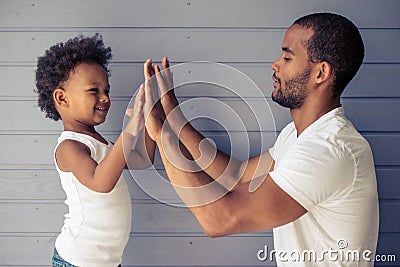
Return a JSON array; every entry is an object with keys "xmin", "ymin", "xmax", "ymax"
[
  {"xmin": 56, "ymin": 131, "xmax": 95, "ymax": 155},
  {"xmin": 55, "ymin": 138, "xmax": 92, "ymax": 173}
]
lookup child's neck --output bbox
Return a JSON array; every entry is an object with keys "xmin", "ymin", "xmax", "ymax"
[{"xmin": 63, "ymin": 123, "xmax": 108, "ymax": 145}]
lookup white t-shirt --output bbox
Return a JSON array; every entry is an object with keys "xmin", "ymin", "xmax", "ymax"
[
  {"xmin": 269, "ymin": 107, "xmax": 379, "ymax": 267},
  {"xmin": 54, "ymin": 131, "xmax": 132, "ymax": 267}
]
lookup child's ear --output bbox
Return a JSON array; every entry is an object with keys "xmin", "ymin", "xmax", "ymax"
[{"xmin": 53, "ymin": 88, "xmax": 69, "ymax": 107}]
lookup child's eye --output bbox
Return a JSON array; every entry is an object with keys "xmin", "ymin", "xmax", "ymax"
[
  {"xmin": 284, "ymin": 57, "xmax": 291, "ymax": 62},
  {"xmin": 88, "ymin": 88, "xmax": 98, "ymax": 93}
]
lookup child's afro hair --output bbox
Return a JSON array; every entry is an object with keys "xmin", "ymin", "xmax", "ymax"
[{"xmin": 35, "ymin": 33, "xmax": 112, "ymax": 121}]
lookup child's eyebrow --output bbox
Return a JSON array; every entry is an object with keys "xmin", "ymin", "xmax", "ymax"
[{"xmin": 87, "ymin": 82, "xmax": 111, "ymax": 89}]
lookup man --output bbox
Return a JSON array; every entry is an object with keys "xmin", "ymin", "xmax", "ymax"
[{"xmin": 143, "ymin": 13, "xmax": 379, "ymax": 266}]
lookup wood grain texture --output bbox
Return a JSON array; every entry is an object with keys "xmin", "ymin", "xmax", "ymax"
[
  {"xmin": 1, "ymin": 0, "xmax": 399, "ymax": 265},
  {"xmin": 0, "ymin": 30, "xmax": 399, "ymax": 63}
]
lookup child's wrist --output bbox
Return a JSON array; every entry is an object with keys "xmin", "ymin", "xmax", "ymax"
[{"xmin": 122, "ymin": 129, "xmax": 138, "ymax": 141}]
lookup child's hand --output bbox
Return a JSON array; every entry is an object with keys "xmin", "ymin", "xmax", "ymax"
[
  {"xmin": 143, "ymin": 59, "xmax": 166, "ymax": 141},
  {"xmin": 124, "ymin": 84, "xmax": 145, "ymax": 140}
]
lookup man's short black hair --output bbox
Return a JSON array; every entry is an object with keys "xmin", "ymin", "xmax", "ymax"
[
  {"xmin": 35, "ymin": 33, "xmax": 112, "ymax": 121},
  {"xmin": 294, "ymin": 13, "xmax": 364, "ymax": 97}
]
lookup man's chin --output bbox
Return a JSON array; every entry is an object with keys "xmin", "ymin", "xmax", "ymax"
[{"xmin": 271, "ymin": 89, "xmax": 282, "ymax": 103}]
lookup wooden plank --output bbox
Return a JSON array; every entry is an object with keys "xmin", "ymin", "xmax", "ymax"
[
  {"xmin": 1, "ymin": 99, "xmax": 399, "ymax": 132},
  {"xmin": 365, "ymin": 135, "xmax": 400, "ymax": 166},
  {"xmin": 0, "ymin": 0, "xmax": 398, "ymax": 28},
  {"xmin": 341, "ymin": 100, "xmax": 400, "ymax": 132},
  {"xmin": 0, "ymin": 29, "xmax": 398, "ymax": 63},
  {"xmin": 343, "ymin": 64, "xmax": 400, "ymax": 97},
  {"xmin": 376, "ymin": 168, "xmax": 400, "ymax": 200},
  {"xmin": 376, "ymin": 233, "xmax": 400, "ymax": 266},
  {"xmin": 1, "ymin": 63, "xmax": 400, "ymax": 98},
  {"xmin": 379, "ymin": 202, "xmax": 400, "ymax": 233},
  {"xmin": 1, "ymin": 132, "xmax": 399, "ymax": 167},
  {"xmin": 0, "ymin": 98, "xmax": 287, "ymax": 132},
  {"xmin": 0, "ymin": 235, "xmax": 275, "ymax": 266},
  {"xmin": 0, "ymin": 166, "xmax": 398, "ymax": 201},
  {"xmin": 0, "ymin": 234, "xmax": 398, "ymax": 265},
  {"xmin": 0, "ymin": 131, "xmax": 276, "ymax": 166},
  {"xmin": 0, "ymin": 168, "xmax": 168, "ymax": 201},
  {"xmin": 0, "ymin": 30, "xmax": 284, "ymax": 63},
  {"xmin": 0, "ymin": 203, "xmax": 206, "ymax": 234},
  {"xmin": 0, "ymin": 133, "xmax": 399, "ymax": 169},
  {"xmin": 0, "ymin": 202, "xmax": 397, "ymax": 233}
]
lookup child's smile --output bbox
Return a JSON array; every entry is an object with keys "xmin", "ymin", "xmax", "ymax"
[{"xmin": 60, "ymin": 62, "xmax": 111, "ymax": 130}]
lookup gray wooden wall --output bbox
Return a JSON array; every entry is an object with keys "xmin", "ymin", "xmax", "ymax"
[{"xmin": 1, "ymin": 0, "xmax": 399, "ymax": 266}]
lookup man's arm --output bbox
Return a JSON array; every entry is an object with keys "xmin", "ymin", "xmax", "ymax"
[
  {"xmin": 154, "ymin": 57, "xmax": 274, "ymax": 190},
  {"xmin": 143, "ymin": 60, "xmax": 306, "ymax": 236},
  {"xmin": 155, "ymin": 124, "xmax": 306, "ymax": 237}
]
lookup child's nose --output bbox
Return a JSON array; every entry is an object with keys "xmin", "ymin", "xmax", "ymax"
[{"xmin": 100, "ymin": 94, "xmax": 110, "ymax": 103}]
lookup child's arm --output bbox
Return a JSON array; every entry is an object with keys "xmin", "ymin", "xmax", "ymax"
[
  {"xmin": 55, "ymin": 87, "xmax": 145, "ymax": 193},
  {"xmin": 123, "ymin": 62, "xmax": 158, "ymax": 169},
  {"xmin": 124, "ymin": 127, "xmax": 156, "ymax": 169},
  {"xmin": 123, "ymin": 83, "xmax": 156, "ymax": 170}
]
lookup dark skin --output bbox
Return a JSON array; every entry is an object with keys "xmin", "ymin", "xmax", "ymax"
[
  {"xmin": 142, "ymin": 23, "xmax": 338, "ymax": 237},
  {"xmin": 54, "ymin": 62, "xmax": 156, "ymax": 193}
]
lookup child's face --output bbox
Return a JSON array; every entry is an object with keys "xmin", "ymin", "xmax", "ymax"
[{"xmin": 62, "ymin": 62, "xmax": 111, "ymax": 127}]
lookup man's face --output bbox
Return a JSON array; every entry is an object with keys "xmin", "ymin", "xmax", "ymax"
[{"xmin": 271, "ymin": 24, "xmax": 314, "ymax": 109}]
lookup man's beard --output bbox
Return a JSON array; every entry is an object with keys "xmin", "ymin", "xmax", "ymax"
[{"xmin": 272, "ymin": 66, "xmax": 311, "ymax": 109}]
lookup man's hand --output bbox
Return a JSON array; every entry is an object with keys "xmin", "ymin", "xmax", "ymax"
[
  {"xmin": 155, "ymin": 57, "xmax": 178, "ymax": 114},
  {"xmin": 154, "ymin": 57, "xmax": 189, "ymax": 137}
]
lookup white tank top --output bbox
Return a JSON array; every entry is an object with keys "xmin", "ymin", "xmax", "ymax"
[{"xmin": 54, "ymin": 131, "xmax": 132, "ymax": 267}]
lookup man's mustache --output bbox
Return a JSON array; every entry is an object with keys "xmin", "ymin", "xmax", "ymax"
[{"xmin": 272, "ymin": 73, "xmax": 281, "ymax": 84}]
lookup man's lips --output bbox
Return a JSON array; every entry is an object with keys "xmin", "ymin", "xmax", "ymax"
[{"xmin": 272, "ymin": 74, "xmax": 280, "ymax": 88}]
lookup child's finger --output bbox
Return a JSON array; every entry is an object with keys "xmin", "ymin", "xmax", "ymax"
[
  {"xmin": 143, "ymin": 59, "xmax": 153, "ymax": 81},
  {"xmin": 154, "ymin": 64, "xmax": 168, "ymax": 95},
  {"xmin": 127, "ymin": 84, "xmax": 145, "ymax": 117},
  {"xmin": 136, "ymin": 84, "xmax": 145, "ymax": 103},
  {"xmin": 125, "ymin": 108, "xmax": 133, "ymax": 117}
]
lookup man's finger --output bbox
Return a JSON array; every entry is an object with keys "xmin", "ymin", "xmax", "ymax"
[
  {"xmin": 162, "ymin": 56, "xmax": 170, "ymax": 69},
  {"xmin": 161, "ymin": 57, "xmax": 174, "ymax": 90}
]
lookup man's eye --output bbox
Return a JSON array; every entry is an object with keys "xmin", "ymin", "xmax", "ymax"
[{"xmin": 284, "ymin": 57, "xmax": 291, "ymax": 62}]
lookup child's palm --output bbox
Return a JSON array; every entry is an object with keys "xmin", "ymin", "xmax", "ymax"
[{"xmin": 125, "ymin": 85, "xmax": 145, "ymax": 139}]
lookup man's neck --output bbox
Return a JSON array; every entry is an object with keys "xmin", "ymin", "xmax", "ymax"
[{"xmin": 290, "ymin": 98, "xmax": 341, "ymax": 137}]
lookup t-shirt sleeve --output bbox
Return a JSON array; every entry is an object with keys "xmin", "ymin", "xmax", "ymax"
[
  {"xmin": 269, "ymin": 122, "xmax": 294, "ymax": 161},
  {"xmin": 269, "ymin": 139, "xmax": 355, "ymax": 211}
]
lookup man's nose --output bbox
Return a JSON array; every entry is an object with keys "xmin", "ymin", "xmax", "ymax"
[{"xmin": 271, "ymin": 59, "xmax": 280, "ymax": 72}]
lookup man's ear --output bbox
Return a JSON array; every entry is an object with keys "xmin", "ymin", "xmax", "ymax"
[
  {"xmin": 53, "ymin": 88, "xmax": 68, "ymax": 107},
  {"xmin": 316, "ymin": 61, "xmax": 332, "ymax": 84}
]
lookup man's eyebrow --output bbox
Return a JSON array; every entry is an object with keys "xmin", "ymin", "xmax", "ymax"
[{"xmin": 282, "ymin": 47, "xmax": 296, "ymax": 56}]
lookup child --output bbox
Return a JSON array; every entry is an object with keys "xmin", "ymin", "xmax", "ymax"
[{"xmin": 35, "ymin": 34, "xmax": 156, "ymax": 266}]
